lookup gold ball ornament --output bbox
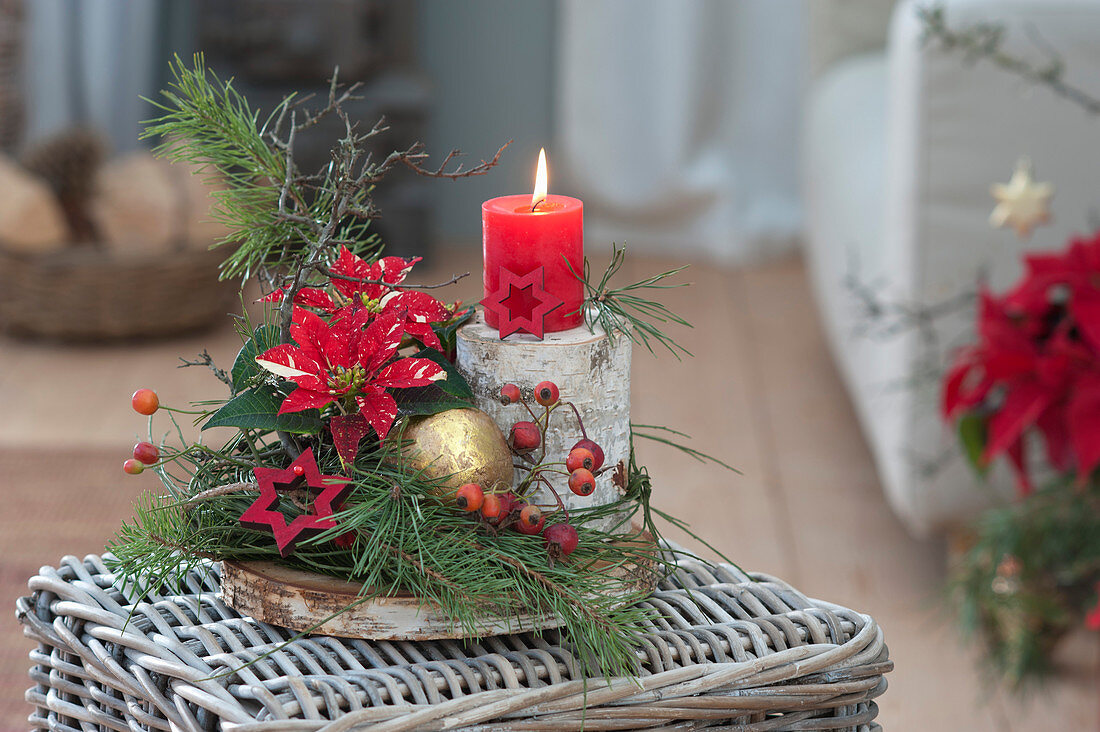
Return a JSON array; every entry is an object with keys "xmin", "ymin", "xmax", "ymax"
[{"xmin": 398, "ymin": 408, "xmax": 514, "ymax": 493}]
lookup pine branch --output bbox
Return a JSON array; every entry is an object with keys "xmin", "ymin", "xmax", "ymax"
[
  {"xmin": 142, "ymin": 54, "xmax": 504, "ymax": 307},
  {"xmin": 570, "ymin": 245, "xmax": 693, "ymax": 359},
  {"xmin": 108, "ymin": 445, "xmax": 664, "ymax": 678},
  {"xmin": 630, "ymin": 423, "xmax": 741, "ymax": 474},
  {"xmin": 949, "ymin": 479, "xmax": 1100, "ymax": 686}
]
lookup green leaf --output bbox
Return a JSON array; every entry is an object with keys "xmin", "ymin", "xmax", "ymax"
[
  {"xmin": 231, "ymin": 324, "xmax": 281, "ymax": 392},
  {"xmin": 411, "ymin": 348, "xmax": 474, "ymax": 400},
  {"xmin": 396, "ymin": 393, "xmax": 478, "ymax": 418},
  {"xmin": 203, "ymin": 384, "xmax": 323, "ymax": 434},
  {"xmin": 432, "ymin": 307, "xmax": 475, "ymax": 357},
  {"xmin": 394, "ymin": 348, "xmax": 474, "ymax": 418},
  {"xmin": 959, "ymin": 413, "xmax": 989, "ymax": 477}
]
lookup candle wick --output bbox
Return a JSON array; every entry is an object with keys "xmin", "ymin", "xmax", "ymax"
[{"xmin": 531, "ymin": 197, "xmax": 547, "ymax": 212}]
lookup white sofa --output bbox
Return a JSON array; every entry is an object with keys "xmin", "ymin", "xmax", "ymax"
[{"xmin": 802, "ymin": 0, "xmax": 1100, "ymax": 536}]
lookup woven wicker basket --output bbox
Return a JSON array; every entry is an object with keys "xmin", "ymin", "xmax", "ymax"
[
  {"xmin": 0, "ymin": 246, "xmax": 235, "ymax": 340},
  {"xmin": 17, "ymin": 550, "xmax": 892, "ymax": 731}
]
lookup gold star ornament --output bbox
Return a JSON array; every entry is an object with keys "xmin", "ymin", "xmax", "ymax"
[{"xmin": 989, "ymin": 158, "xmax": 1053, "ymax": 239}]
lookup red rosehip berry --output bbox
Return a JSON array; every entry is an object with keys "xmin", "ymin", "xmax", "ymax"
[
  {"xmin": 509, "ymin": 421, "xmax": 541, "ymax": 452},
  {"xmin": 544, "ymin": 523, "xmax": 579, "ymax": 558},
  {"xmin": 122, "ymin": 458, "xmax": 145, "ymax": 475},
  {"xmin": 499, "ymin": 492, "xmax": 519, "ymax": 518},
  {"xmin": 568, "ymin": 468, "xmax": 596, "ymax": 497},
  {"xmin": 500, "ymin": 383, "xmax": 521, "ymax": 405},
  {"xmin": 572, "ymin": 439, "xmax": 604, "ymax": 471},
  {"xmin": 516, "ymin": 503, "xmax": 545, "ymax": 535},
  {"xmin": 566, "ymin": 447, "xmax": 595, "ymax": 473},
  {"xmin": 480, "ymin": 493, "xmax": 504, "ymax": 521},
  {"xmin": 534, "ymin": 381, "xmax": 559, "ymax": 406},
  {"xmin": 484, "ymin": 493, "xmax": 520, "ymax": 525},
  {"xmin": 131, "ymin": 388, "xmax": 159, "ymax": 415},
  {"xmin": 455, "ymin": 483, "xmax": 484, "ymax": 512},
  {"xmin": 132, "ymin": 441, "xmax": 159, "ymax": 465}
]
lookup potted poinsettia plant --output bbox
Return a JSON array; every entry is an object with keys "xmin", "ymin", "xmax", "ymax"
[
  {"xmin": 942, "ymin": 231, "xmax": 1100, "ymax": 685},
  {"xmin": 943, "ymin": 232, "xmax": 1100, "ymax": 493}
]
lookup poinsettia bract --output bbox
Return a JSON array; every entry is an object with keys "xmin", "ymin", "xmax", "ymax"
[
  {"xmin": 256, "ymin": 307, "xmax": 445, "ymax": 455},
  {"xmin": 943, "ymin": 231, "xmax": 1100, "ymax": 492},
  {"xmin": 261, "ymin": 248, "xmax": 451, "ymax": 348}
]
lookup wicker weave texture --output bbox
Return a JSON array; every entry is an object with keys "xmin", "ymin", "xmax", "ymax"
[
  {"xmin": 0, "ymin": 247, "xmax": 234, "ymax": 340},
  {"xmin": 16, "ymin": 553, "xmax": 891, "ymax": 731}
]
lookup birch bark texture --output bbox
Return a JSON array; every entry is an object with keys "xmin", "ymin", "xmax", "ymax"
[{"xmin": 456, "ymin": 313, "xmax": 631, "ymax": 531}]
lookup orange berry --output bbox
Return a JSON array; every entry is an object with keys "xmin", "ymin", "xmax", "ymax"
[
  {"xmin": 455, "ymin": 483, "xmax": 484, "ymax": 512},
  {"xmin": 131, "ymin": 388, "xmax": 159, "ymax": 415},
  {"xmin": 568, "ymin": 468, "xmax": 596, "ymax": 497},
  {"xmin": 516, "ymin": 503, "xmax": 545, "ymax": 535},
  {"xmin": 566, "ymin": 447, "xmax": 595, "ymax": 473},
  {"xmin": 481, "ymin": 493, "xmax": 504, "ymax": 521},
  {"xmin": 534, "ymin": 381, "xmax": 559, "ymax": 406}
]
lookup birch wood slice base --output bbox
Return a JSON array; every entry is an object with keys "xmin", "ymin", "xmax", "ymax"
[{"xmin": 220, "ymin": 532, "xmax": 658, "ymax": 641}]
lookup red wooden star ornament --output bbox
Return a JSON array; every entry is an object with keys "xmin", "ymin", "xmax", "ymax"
[
  {"xmin": 239, "ymin": 448, "xmax": 352, "ymax": 557},
  {"xmin": 480, "ymin": 266, "xmax": 563, "ymax": 339}
]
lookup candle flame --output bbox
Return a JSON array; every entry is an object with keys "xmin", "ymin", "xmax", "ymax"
[{"xmin": 532, "ymin": 148, "xmax": 548, "ymax": 209}]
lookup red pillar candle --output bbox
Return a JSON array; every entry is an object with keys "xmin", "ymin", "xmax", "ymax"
[{"xmin": 482, "ymin": 150, "xmax": 584, "ymax": 334}]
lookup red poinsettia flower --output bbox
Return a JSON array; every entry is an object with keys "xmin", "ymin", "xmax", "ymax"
[
  {"xmin": 255, "ymin": 307, "xmax": 445, "ymax": 444},
  {"xmin": 259, "ymin": 248, "xmax": 451, "ymax": 348},
  {"xmin": 942, "ymin": 231, "xmax": 1100, "ymax": 493}
]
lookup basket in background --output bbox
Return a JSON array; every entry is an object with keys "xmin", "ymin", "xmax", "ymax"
[{"xmin": 0, "ymin": 245, "xmax": 236, "ymax": 341}]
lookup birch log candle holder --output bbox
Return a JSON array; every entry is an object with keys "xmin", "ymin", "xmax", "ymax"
[{"xmin": 457, "ymin": 310, "xmax": 632, "ymax": 532}]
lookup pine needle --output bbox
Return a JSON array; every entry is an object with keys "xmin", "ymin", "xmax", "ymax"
[{"xmin": 568, "ymin": 245, "xmax": 693, "ymax": 358}]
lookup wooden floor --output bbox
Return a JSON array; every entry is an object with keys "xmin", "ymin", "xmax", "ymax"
[{"xmin": 1, "ymin": 249, "xmax": 1096, "ymax": 730}]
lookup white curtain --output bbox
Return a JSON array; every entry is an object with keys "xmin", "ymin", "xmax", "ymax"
[
  {"xmin": 24, "ymin": 0, "xmax": 162, "ymax": 153},
  {"xmin": 555, "ymin": 0, "xmax": 806, "ymax": 263}
]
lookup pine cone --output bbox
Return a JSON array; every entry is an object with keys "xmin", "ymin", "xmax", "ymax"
[{"xmin": 21, "ymin": 128, "xmax": 108, "ymax": 242}]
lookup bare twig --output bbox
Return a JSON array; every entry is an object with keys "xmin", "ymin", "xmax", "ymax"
[
  {"xmin": 402, "ymin": 141, "xmax": 512, "ymax": 179},
  {"xmin": 314, "ymin": 266, "xmax": 471, "ymax": 290},
  {"xmin": 357, "ymin": 140, "xmax": 512, "ymax": 186},
  {"xmin": 183, "ymin": 481, "xmax": 256, "ymax": 506},
  {"xmin": 293, "ymin": 70, "xmax": 364, "ymax": 132},
  {"xmin": 178, "ymin": 350, "xmax": 233, "ymax": 388},
  {"xmin": 918, "ymin": 6, "xmax": 1100, "ymax": 115},
  {"xmin": 147, "ymin": 533, "xmax": 221, "ymax": 562}
]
